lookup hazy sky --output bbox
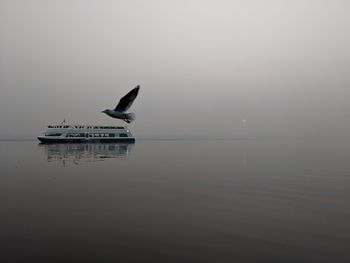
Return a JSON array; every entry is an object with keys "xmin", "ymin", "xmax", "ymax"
[{"xmin": 1, "ymin": 0, "xmax": 349, "ymax": 138}]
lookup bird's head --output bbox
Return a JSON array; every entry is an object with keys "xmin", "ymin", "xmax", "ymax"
[{"xmin": 101, "ymin": 109, "xmax": 110, "ymax": 114}]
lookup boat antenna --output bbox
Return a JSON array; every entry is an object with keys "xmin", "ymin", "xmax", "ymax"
[{"xmin": 61, "ymin": 118, "xmax": 66, "ymax": 125}]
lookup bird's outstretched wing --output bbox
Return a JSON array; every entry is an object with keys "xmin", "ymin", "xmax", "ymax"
[{"xmin": 115, "ymin": 86, "xmax": 140, "ymax": 112}]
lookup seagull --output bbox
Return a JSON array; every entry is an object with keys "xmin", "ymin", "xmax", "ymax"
[{"xmin": 102, "ymin": 85, "xmax": 140, "ymax": 123}]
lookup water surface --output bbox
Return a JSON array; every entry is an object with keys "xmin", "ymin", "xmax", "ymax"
[{"xmin": 0, "ymin": 139, "xmax": 349, "ymax": 262}]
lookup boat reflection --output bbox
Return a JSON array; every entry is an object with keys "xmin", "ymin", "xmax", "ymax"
[{"xmin": 39, "ymin": 143, "xmax": 134, "ymax": 164}]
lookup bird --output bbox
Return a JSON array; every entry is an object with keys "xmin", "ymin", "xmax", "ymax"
[{"xmin": 102, "ymin": 85, "xmax": 140, "ymax": 123}]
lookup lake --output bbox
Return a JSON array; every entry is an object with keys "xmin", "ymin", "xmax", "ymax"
[{"xmin": 0, "ymin": 139, "xmax": 349, "ymax": 262}]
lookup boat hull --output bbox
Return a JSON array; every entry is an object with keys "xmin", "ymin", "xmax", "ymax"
[{"xmin": 38, "ymin": 137, "xmax": 135, "ymax": 144}]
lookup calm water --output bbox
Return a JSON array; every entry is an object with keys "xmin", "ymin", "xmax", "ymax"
[{"xmin": 0, "ymin": 139, "xmax": 349, "ymax": 262}]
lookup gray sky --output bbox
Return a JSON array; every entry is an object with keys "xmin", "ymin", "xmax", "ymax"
[{"xmin": 1, "ymin": 0, "xmax": 349, "ymax": 138}]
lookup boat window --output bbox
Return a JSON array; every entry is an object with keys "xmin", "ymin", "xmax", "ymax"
[
  {"xmin": 119, "ymin": 133, "xmax": 128, "ymax": 137},
  {"xmin": 46, "ymin": 133, "xmax": 62, "ymax": 136},
  {"xmin": 67, "ymin": 133, "xmax": 79, "ymax": 137},
  {"xmin": 109, "ymin": 133, "xmax": 115, "ymax": 137}
]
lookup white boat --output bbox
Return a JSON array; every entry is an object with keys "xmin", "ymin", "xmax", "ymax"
[{"xmin": 38, "ymin": 124, "xmax": 135, "ymax": 143}]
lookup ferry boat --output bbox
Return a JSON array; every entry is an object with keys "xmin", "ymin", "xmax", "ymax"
[{"xmin": 38, "ymin": 124, "xmax": 135, "ymax": 143}]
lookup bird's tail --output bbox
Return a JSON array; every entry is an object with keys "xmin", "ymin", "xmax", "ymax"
[{"xmin": 125, "ymin": 112, "xmax": 136, "ymax": 123}]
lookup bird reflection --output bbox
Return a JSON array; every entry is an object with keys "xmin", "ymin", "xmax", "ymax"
[{"xmin": 39, "ymin": 143, "xmax": 134, "ymax": 164}]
